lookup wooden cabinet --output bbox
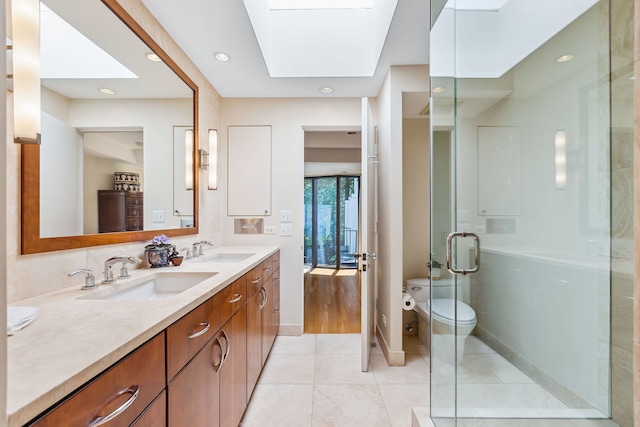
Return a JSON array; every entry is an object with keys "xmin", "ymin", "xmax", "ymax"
[
  {"xmin": 167, "ymin": 336, "xmax": 222, "ymax": 427},
  {"xmin": 246, "ymin": 290, "xmax": 263, "ymax": 400},
  {"xmin": 219, "ymin": 305, "xmax": 247, "ymax": 427},
  {"xmin": 27, "ymin": 251, "xmax": 280, "ymax": 427},
  {"xmin": 29, "ymin": 334, "xmax": 165, "ymax": 427},
  {"xmin": 98, "ymin": 190, "xmax": 143, "ymax": 233},
  {"xmin": 166, "ymin": 297, "xmax": 219, "ymax": 381},
  {"xmin": 131, "ymin": 391, "xmax": 166, "ymax": 427}
]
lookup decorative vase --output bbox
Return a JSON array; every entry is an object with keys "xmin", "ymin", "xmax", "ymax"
[
  {"xmin": 431, "ymin": 267, "xmax": 442, "ymax": 280},
  {"xmin": 146, "ymin": 246, "xmax": 172, "ymax": 268}
]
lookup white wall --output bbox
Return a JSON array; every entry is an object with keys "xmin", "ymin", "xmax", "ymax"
[
  {"xmin": 375, "ymin": 65, "xmax": 430, "ymax": 362},
  {"xmin": 1, "ymin": 0, "xmax": 8, "ymax": 421},
  {"xmin": 69, "ymin": 98, "xmax": 192, "ymax": 230},
  {"xmin": 402, "ymin": 119, "xmax": 430, "ymax": 283},
  {"xmin": 221, "ymin": 98, "xmax": 361, "ymax": 335}
]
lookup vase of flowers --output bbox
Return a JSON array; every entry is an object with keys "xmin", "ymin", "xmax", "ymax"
[{"xmin": 145, "ymin": 234, "xmax": 176, "ymax": 268}]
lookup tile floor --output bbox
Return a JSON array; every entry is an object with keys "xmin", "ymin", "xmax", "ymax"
[
  {"xmin": 241, "ymin": 333, "xmax": 620, "ymax": 427},
  {"xmin": 240, "ymin": 333, "xmax": 430, "ymax": 427}
]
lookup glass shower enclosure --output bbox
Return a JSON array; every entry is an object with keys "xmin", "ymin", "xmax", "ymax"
[{"xmin": 429, "ymin": 0, "xmax": 624, "ymax": 424}]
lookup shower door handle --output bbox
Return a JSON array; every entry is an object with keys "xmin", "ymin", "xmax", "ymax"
[{"xmin": 446, "ymin": 232, "xmax": 480, "ymax": 275}]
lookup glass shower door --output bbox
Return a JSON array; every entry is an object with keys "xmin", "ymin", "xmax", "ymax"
[{"xmin": 430, "ymin": 0, "xmax": 613, "ymax": 425}]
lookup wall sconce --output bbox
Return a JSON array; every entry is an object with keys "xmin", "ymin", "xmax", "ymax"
[
  {"xmin": 555, "ymin": 130, "xmax": 567, "ymax": 190},
  {"xmin": 208, "ymin": 129, "xmax": 218, "ymax": 190},
  {"xmin": 185, "ymin": 129, "xmax": 194, "ymax": 190},
  {"xmin": 12, "ymin": 0, "xmax": 41, "ymax": 144}
]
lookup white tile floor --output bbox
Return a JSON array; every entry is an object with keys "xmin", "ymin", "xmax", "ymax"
[
  {"xmin": 241, "ymin": 334, "xmax": 620, "ymax": 427},
  {"xmin": 240, "ymin": 334, "xmax": 429, "ymax": 427}
]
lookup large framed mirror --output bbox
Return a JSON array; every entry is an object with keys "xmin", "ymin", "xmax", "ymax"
[{"xmin": 21, "ymin": 0, "xmax": 199, "ymax": 254}]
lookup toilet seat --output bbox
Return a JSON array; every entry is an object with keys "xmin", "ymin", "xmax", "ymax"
[{"xmin": 431, "ymin": 298, "xmax": 476, "ymax": 326}]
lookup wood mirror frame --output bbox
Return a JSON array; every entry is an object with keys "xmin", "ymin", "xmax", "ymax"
[{"xmin": 21, "ymin": 0, "xmax": 199, "ymax": 254}]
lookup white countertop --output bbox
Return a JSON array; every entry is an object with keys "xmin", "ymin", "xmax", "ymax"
[{"xmin": 7, "ymin": 245, "xmax": 278, "ymax": 427}]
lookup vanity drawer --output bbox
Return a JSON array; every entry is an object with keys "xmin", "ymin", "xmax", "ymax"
[
  {"xmin": 217, "ymin": 275, "xmax": 247, "ymax": 325},
  {"xmin": 30, "ymin": 333, "xmax": 165, "ymax": 427},
  {"xmin": 246, "ymin": 264, "xmax": 263, "ymax": 295},
  {"xmin": 166, "ymin": 297, "xmax": 220, "ymax": 381}
]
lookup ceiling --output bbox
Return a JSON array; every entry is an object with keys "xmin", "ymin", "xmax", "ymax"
[{"xmin": 140, "ymin": 0, "xmax": 430, "ymax": 98}]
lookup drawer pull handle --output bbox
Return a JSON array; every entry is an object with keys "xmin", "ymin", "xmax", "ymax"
[
  {"xmin": 188, "ymin": 322, "xmax": 210, "ymax": 339},
  {"xmin": 251, "ymin": 278, "xmax": 261, "ymax": 284},
  {"xmin": 88, "ymin": 385, "xmax": 139, "ymax": 427},
  {"xmin": 259, "ymin": 287, "xmax": 267, "ymax": 308},
  {"xmin": 220, "ymin": 329, "xmax": 230, "ymax": 365},
  {"xmin": 228, "ymin": 293, "xmax": 243, "ymax": 303},
  {"xmin": 263, "ymin": 267, "xmax": 272, "ymax": 271},
  {"xmin": 212, "ymin": 336, "xmax": 224, "ymax": 372}
]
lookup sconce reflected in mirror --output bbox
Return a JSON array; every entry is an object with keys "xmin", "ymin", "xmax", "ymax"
[
  {"xmin": 185, "ymin": 129, "xmax": 194, "ymax": 190},
  {"xmin": 208, "ymin": 129, "xmax": 218, "ymax": 190},
  {"xmin": 12, "ymin": 0, "xmax": 41, "ymax": 144},
  {"xmin": 555, "ymin": 130, "xmax": 567, "ymax": 190}
]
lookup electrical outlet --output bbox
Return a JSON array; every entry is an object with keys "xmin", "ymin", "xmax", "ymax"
[
  {"xmin": 264, "ymin": 225, "xmax": 276, "ymax": 234},
  {"xmin": 382, "ymin": 314, "xmax": 387, "ymax": 327},
  {"xmin": 152, "ymin": 210, "xmax": 164, "ymax": 223}
]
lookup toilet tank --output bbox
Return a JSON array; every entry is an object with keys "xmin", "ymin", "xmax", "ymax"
[{"xmin": 406, "ymin": 278, "xmax": 460, "ymax": 302}]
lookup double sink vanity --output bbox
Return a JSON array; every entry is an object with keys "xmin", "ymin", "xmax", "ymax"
[{"xmin": 8, "ymin": 245, "xmax": 280, "ymax": 427}]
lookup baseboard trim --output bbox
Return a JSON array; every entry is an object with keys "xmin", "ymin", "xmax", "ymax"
[
  {"xmin": 277, "ymin": 324, "xmax": 303, "ymax": 336},
  {"xmin": 376, "ymin": 328, "xmax": 405, "ymax": 366}
]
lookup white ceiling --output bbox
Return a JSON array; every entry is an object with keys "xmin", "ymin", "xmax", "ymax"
[{"xmin": 140, "ymin": 0, "xmax": 430, "ymax": 98}]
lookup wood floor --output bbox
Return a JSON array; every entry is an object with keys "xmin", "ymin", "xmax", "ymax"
[{"xmin": 304, "ymin": 268, "xmax": 361, "ymax": 334}]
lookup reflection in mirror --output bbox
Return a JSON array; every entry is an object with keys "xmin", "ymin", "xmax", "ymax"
[
  {"xmin": 38, "ymin": 0, "xmax": 195, "ymax": 238},
  {"xmin": 21, "ymin": 0, "xmax": 198, "ymax": 254},
  {"xmin": 173, "ymin": 126, "xmax": 194, "ymax": 220}
]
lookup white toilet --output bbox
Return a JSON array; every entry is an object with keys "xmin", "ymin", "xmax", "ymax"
[{"xmin": 405, "ymin": 278, "xmax": 477, "ymax": 362}]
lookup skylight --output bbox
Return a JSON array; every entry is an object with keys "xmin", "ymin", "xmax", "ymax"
[
  {"xmin": 269, "ymin": 0, "xmax": 374, "ymax": 10},
  {"xmin": 245, "ymin": 0, "xmax": 396, "ymax": 78},
  {"xmin": 40, "ymin": 4, "xmax": 137, "ymax": 79}
]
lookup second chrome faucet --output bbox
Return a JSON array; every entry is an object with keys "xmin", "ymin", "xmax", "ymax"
[{"xmin": 103, "ymin": 255, "xmax": 142, "ymax": 284}]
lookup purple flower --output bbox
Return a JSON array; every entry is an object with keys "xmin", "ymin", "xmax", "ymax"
[{"xmin": 150, "ymin": 234, "xmax": 170, "ymax": 245}]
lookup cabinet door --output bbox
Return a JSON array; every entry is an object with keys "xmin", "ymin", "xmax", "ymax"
[
  {"xmin": 219, "ymin": 305, "xmax": 247, "ymax": 427},
  {"xmin": 168, "ymin": 336, "xmax": 223, "ymax": 427},
  {"xmin": 246, "ymin": 290, "xmax": 263, "ymax": 400},
  {"xmin": 227, "ymin": 126, "xmax": 272, "ymax": 216},
  {"xmin": 261, "ymin": 276, "xmax": 276, "ymax": 365}
]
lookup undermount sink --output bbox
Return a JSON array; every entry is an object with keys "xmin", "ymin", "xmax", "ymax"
[
  {"xmin": 194, "ymin": 253, "xmax": 256, "ymax": 263},
  {"xmin": 78, "ymin": 271, "xmax": 217, "ymax": 301}
]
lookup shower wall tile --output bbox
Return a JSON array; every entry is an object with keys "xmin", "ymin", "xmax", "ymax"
[
  {"xmin": 612, "ymin": 272, "xmax": 634, "ymax": 351},
  {"xmin": 612, "ymin": 344, "xmax": 634, "ymax": 427},
  {"xmin": 611, "ymin": 0, "xmax": 635, "ymax": 79}
]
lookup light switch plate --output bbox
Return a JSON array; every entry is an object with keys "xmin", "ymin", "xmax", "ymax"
[
  {"xmin": 280, "ymin": 210, "xmax": 292, "ymax": 222},
  {"xmin": 280, "ymin": 223, "xmax": 292, "ymax": 236},
  {"xmin": 264, "ymin": 225, "xmax": 276, "ymax": 234},
  {"xmin": 152, "ymin": 210, "xmax": 164, "ymax": 222}
]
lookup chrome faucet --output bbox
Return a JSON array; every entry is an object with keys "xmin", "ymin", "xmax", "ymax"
[
  {"xmin": 192, "ymin": 241, "xmax": 214, "ymax": 257},
  {"xmin": 69, "ymin": 269, "xmax": 97, "ymax": 290},
  {"xmin": 181, "ymin": 247, "xmax": 194, "ymax": 259},
  {"xmin": 103, "ymin": 256, "xmax": 142, "ymax": 284}
]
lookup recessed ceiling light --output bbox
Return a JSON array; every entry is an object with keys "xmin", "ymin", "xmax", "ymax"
[
  {"xmin": 319, "ymin": 86, "xmax": 333, "ymax": 94},
  {"xmin": 99, "ymin": 88, "xmax": 116, "ymax": 95},
  {"xmin": 556, "ymin": 54, "xmax": 574, "ymax": 63},
  {"xmin": 432, "ymin": 86, "xmax": 446, "ymax": 93},
  {"xmin": 214, "ymin": 52, "xmax": 230, "ymax": 62},
  {"xmin": 145, "ymin": 52, "xmax": 162, "ymax": 62}
]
